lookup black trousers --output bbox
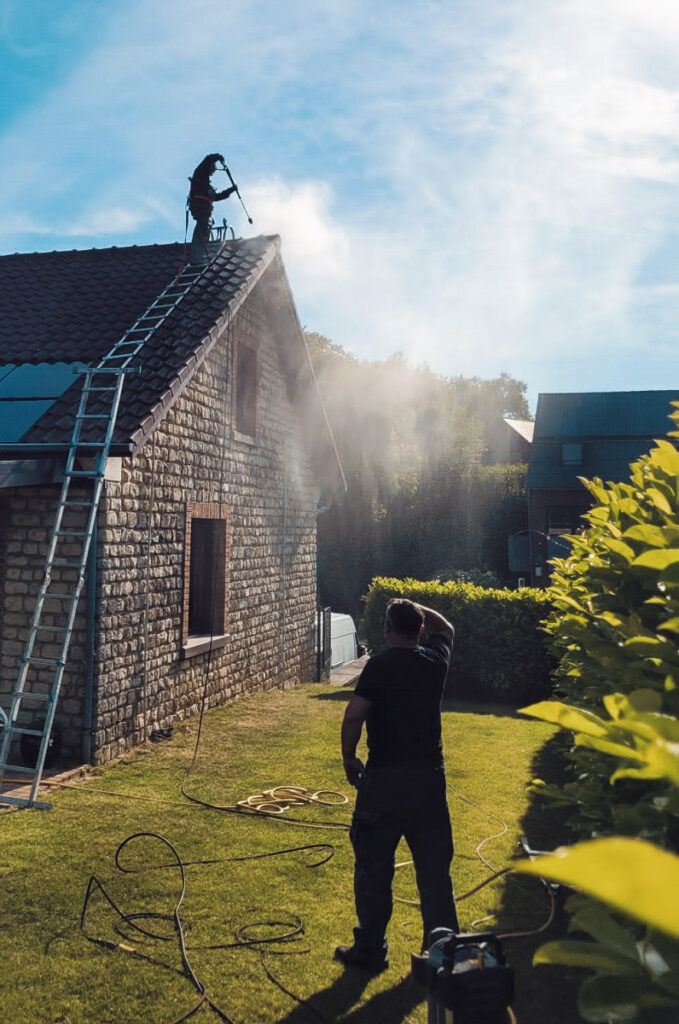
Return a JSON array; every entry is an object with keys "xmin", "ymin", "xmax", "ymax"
[
  {"xmin": 190, "ymin": 216, "xmax": 212, "ymax": 263},
  {"xmin": 350, "ymin": 764, "xmax": 459, "ymax": 953}
]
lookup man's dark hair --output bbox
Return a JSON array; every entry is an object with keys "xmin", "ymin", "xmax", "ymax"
[{"xmin": 386, "ymin": 599, "xmax": 424, "ymax": 639}]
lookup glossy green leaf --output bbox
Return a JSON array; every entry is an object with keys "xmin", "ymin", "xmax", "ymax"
[
  {"xmin": 567, "ymin": 903, "xmax": 640, "ymax": 960},
  {"xmin": 575, "ymin": 734, "xmax": 645, "ymax": 762},
  {"xmin": 633, "ymin": 549, "xmax": 679, "ymax": 571},
  {"xmin": 623, "ymin": 524, "xmax": 670, "ymax": 547},
  {"xmin": 578, "ymin": 974, "xmax": 679, "ymax": 1022},
  {"xmin": 533, "ymin": 940, "xmax": 640, "ymax": 972},
  {"xmin": 601, "ymin": 538, "xmax": 635, "ymax": 563},
  {"xmin": 516, "ymin": 839, "xmax": 679, "ymax": 939},
  {"xmin": 647, "ymin": 488, "xmax": 673, "ymax": 516},
  {"xmin": 520, "ymin": 701, "xmax": 608, "ymax": 737}
]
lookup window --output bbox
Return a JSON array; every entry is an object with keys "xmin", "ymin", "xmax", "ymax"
[
  {"xmin": 182, "ymin": 503, "xmax": 229, "ymax": 656},
  {"xmin": 546, "ymin": 505, "xmax": 587, "ymax": 535},
  {"xmin": 235, "ymin": 343, "xmax": 257, "ymax": 436},
  {"xmin": 562, "ymin": 442, "xmax": 583, "ymax": 466}
]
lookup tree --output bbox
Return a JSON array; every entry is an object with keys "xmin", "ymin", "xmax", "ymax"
[{"xmin": 305, "ymin": 331, "xmax": 529, "ymax": 616}]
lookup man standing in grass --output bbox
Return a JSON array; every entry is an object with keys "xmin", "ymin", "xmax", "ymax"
[{"xmin": 335, "ymin": 598, "xmax": 459, "ymax": 972}]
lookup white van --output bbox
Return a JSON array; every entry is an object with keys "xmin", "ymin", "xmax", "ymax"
[{"xmin": 330, "ymin": 613, "xmax": 358, "ymax": 668}]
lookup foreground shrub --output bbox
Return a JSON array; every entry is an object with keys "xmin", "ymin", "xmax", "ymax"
[
  {"xmin": 361, "ymin": 576, "xmax": 554, "ymax": 704},
  {"xmin": 520, "ymin": 403, "xmax": 679, "ymax": 1022}
]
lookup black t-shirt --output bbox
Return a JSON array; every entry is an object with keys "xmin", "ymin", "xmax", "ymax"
[{"xmin": 354, "ymin": 633, "xmax": 451, "ymax": 768}]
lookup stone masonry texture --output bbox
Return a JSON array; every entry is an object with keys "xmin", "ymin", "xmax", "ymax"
[{"xmin": 0, "ymin": 278, "xmax": 319, "ymax": 765}]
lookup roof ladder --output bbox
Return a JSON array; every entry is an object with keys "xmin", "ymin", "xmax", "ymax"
[{"xmin": 0, "ymin": 252, "xmax": 223, "ymax": 808}]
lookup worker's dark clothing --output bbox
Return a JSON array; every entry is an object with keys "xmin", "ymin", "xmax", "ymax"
[
  {"xmin": 188, "ymin": 155, "xmax": 235, "ymax": 260},
  {"xmin": 350, "ymin": 635, "xmax": 459, "ymax": 954}
]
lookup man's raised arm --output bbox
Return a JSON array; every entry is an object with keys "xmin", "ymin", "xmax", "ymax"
[{"xmin": 414, "ymin": 603, "xmax": 454, "ymax": 645}]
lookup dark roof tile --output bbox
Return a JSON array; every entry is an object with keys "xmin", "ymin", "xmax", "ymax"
[{"xmin": 0, "ymin": 237, "xmax": 277, "ymax": 451}]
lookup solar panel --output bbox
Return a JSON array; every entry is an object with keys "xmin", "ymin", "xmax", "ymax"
[{"xmin": 0, "ymin": 363, "xmax": 87, "ymax": 443}]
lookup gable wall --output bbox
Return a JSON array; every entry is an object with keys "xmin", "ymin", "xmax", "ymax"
[
  {"xmin": 0, "ymin": 285, "xmax": 319, "ymax": 767},
  {"xmin": 92, "ymin": 288, "xmax": 318, "ymax": 763}
]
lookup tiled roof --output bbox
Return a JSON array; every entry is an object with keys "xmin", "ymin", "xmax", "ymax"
[{"xmin": 0, "ymin": 237, "xmax": 277, "ymax": 452}]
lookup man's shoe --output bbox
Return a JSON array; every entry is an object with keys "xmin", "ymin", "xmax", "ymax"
[{"xmin": 334, "ymin": 944, "xmax": 388, "ymax": 972}]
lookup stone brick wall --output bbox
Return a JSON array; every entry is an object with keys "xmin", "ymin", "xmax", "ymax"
[
  {"xmin": 0, "ymin": 278, "xmax": 320, "ymax": 766},
  {"xmin": 92, "ymin": 282, "xmax": 319, "ymax": 763}
]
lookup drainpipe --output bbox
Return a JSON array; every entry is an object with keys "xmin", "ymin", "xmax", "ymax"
[
  {"xmin": 315, "ymin": 493, "xmax": 332, "ymax": 681},
  {"xmin": 315, "ymin": 491, "xmax": 332, "ymax": 600},
  {"xmin": 82, "ymin": 518, "xmax": 97, "ymax": 765}
]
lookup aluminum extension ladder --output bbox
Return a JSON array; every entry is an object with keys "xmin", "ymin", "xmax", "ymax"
[{"xmin": 0, "ymin": 251, "xmax": 220, "ymax": 809}]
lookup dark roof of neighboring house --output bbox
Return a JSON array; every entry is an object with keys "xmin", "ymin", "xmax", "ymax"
[
  {"xmin": 528, "ymin": 390, "xmax": 679, "ymax": 491},
  {"xmin": 533, "ymin": 390, "xmax": 679, "ymax": 440},
  {"xmin": 0, "ymin": 238, "xmax": 344, "ymax": 489}
]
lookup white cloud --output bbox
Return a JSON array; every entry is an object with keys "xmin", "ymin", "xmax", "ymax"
[
  {"xmin": 1, "ymin": 0, "xmax": 679, "ymax": 406},
  {"xmin": 248, "ymin": 179, "xmax": 351, "ymax": 287},
  {"xmin": 66, "ymin": 206, "xmax": 153, "ymax": 236}
]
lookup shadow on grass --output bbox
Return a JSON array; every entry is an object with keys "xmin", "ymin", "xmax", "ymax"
[
  {"xmin": 275, "ymin": 968, "xmax": 423, "ymax": 1024},
  {"xmin": 496, "ymin": 730, "xmax": 579, "ymax": 1024},
  {"xmin": 442, "ymin": 698, "xmax": 524, "ymax": 719},
  {"xmin": 312, "ymin": 689, "xmax": 353, "ymax": 702}
]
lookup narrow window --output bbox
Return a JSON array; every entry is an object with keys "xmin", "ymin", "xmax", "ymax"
[
  {"xmin": 235, "ymin": 343, "xmax": 257, "ymax": 436},
  {"xmin": 188, "ymin": 519, "xmax": 225, "ymax": 635},
  {"xmin": 183, "ymin": 503, "xmax": 229, "ymax": 652}
]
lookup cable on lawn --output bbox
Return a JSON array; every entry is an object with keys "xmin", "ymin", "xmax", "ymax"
[
  {"xmin": 392, "ymin": 793, "xmax": 556, "ymax": 942},
  {"xmin": 81, "ymin": 831, "xmax": 330, "ymax": 1024}
]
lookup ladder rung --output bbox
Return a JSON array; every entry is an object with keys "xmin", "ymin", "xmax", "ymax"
[
  {"xmin": 54, "ymin": 529, "xmax": 89, "ymax": 537},
  {"xmin": 90, "ymin": 366, "xmax": 139, "ymax": 373},
  {"xmin": 34, "ymin": 624, "xmax": 68, "ymax": 633},
  {"xmin": 12, "ymin": 691, "xmax": 52, "ymax": 701},
  {"xmin": 75, "ymin": 413, "xmax": 111, "ymax": 420},
  {"xmin": 64, "ymin": 470, "xmax": 99, "ymax": 478},
  {"xmin": 21, "ymin": 655, "xmax": 64, "ymax": 666},
  {"xmin": 42, "ymin": 592, "xmax": 76, "ymax": 600},
  {"xmin": 47, "ymin": 560, "xmax": 83, "ymax": 569},
  {"xmin": 6, "ymin": 726, "xmax": 45, "ymax": 738},
  {"xmin": 62, "ymin": 501, "xmax": 93, "ymax": 508},
  {"xmin": 0, "ymin": 764, "xmax": 38, "ymax": 775}
]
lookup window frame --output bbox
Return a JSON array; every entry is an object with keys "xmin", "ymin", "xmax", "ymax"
[
  {"xmin": 182, "ymin": 502, "xmax": 230, "ymax": 658},
  {"xmin": 233, "ymin": 341, "xmax": 258, "ymax": 440}
]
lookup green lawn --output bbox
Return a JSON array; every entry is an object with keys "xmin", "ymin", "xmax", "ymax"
[{"xmin": 0, "ymin": 683, "xmax": 579, "ymax": 1023}]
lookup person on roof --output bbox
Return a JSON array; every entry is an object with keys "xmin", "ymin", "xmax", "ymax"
[{"xmin": 188, "ymin": 153, "xmax": 237, "ymax": 261}]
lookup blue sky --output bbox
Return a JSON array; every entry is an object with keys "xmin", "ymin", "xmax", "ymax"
[{"xmin": 1, "ymin": 0, "xmax": 679, "ymax": 412}]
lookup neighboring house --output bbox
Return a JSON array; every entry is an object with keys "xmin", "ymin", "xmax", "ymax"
[
  {"xmin": 525, "ymin": 390, "xmax": 679, "ymax": 586},
  {"xmin": 0, "ymin": 237, "xmax": 344, "ymax": 766}
]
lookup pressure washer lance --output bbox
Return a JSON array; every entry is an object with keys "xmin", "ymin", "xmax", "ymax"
[
  {"xmin": 411, "ymin": 928, "xmax": 515, "ymax": 1024},
  {"xmin": 220, "ymin": 158, "xmax": 253, "ymax": 224}
]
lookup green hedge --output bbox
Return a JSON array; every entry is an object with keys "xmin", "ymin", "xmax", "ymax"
[{"xmin": 360, "ymin": 576, "xmax": 555, "ymax": 704}]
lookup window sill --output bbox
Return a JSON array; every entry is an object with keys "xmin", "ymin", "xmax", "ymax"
[
  {"xmin": 182, "ymin": 634, "xmax": 231, "ymax": 660},
  {"xmin": 233, "ymin": 429, "xmax": 256, "ymax": 446}
]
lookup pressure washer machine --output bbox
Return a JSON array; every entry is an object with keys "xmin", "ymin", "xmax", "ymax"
[{"xmin": 412, "ymin": 928, "xmax": 514, "ymax": 1024}]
